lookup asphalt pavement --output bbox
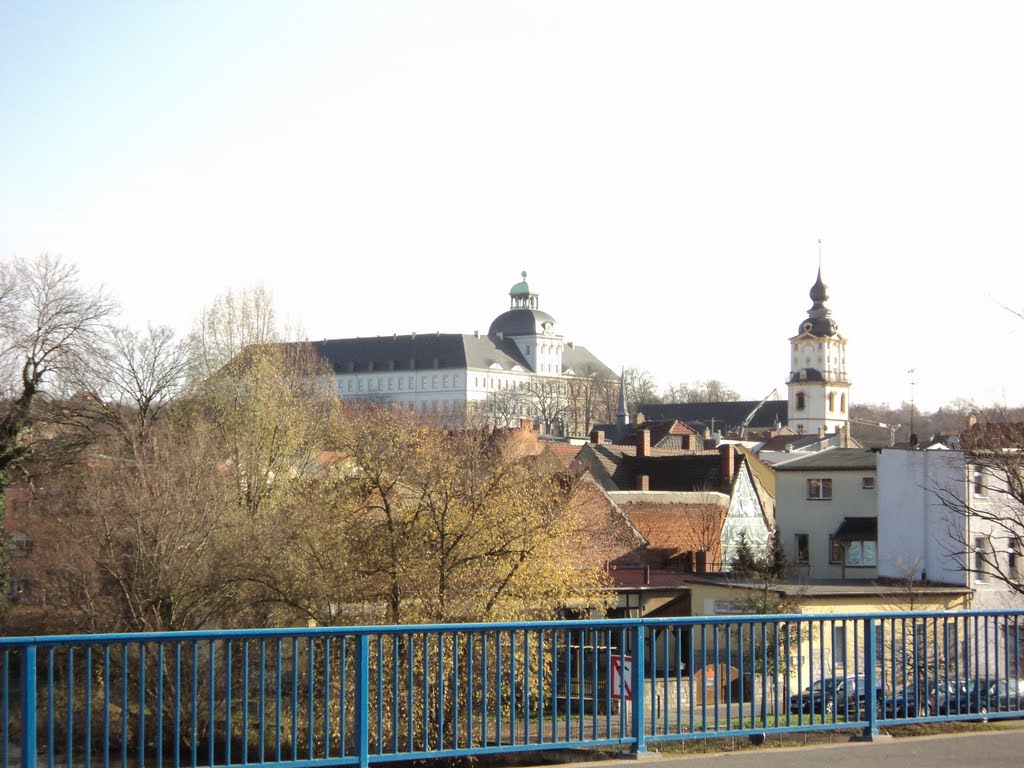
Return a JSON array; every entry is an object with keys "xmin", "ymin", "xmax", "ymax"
[{"xmin": 571, "ymin": 726, "xmax": 1024, "ymax": 768}]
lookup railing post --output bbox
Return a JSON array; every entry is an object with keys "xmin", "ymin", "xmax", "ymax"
[
  {"xmin": 20, "ymin": 645, "xmax": 36, "ymax": 768},
  {"xmin": 355, "ymin": 635, "xmax": 369, "ymax": 768},
  {"xmin": 630, "ymin": 623, "xmax": 646, "ymax": 755},
  {"xmin": 862, "ymin": 619, "xmax": 879, "ymax": 739}
]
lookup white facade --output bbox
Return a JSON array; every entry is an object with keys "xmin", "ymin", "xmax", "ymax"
[
  {"xmin": 877, "ymin": 448, "xmax": 1024, "ymax": 610},
  {"xmin": 774, "ymin": 449, "xmax": 878, "ymax": 581}
]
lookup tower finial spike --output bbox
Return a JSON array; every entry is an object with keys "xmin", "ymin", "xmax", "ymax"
[{"xmin": 818, "ymin": 238, "xmax": 822, "ymax": 272}]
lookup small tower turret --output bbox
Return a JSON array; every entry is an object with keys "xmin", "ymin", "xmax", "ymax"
[{"xmin": 787, "ymin": 264, "xmax": 850, "ymax": 435}]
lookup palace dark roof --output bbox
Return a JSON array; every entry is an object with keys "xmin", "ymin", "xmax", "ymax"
[{"xmin": 310, "ymin": 333, "xmax": 614, "ymax": 377}]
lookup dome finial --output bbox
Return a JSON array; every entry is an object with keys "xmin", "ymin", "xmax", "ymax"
[{"xmin": 521, "ymin": 269, "xmax": 527, "ymax": 280}]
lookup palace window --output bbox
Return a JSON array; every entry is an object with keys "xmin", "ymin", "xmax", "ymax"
[{"xmin": 796, "ymin": 392, "xmax": 806, "ymax": 410}]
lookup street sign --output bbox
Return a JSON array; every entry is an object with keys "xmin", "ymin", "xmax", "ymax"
[{"xmin": 610, "ymin": 654, "xmax": 632, "ymax": 700}]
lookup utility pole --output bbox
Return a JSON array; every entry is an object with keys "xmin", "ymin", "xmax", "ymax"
[{"xmin": 908, "ymin": 368, "xmax": 917, "ymax": 438}]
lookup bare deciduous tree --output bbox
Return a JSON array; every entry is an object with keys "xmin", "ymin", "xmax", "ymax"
[{"xmin": 0, "ymin": 255, "xmax": 116, "ymax": 612}]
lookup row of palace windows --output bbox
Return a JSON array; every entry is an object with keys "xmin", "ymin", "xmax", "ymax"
[{"xmin": 341, "ymin": 374, "xmax": 461, "ymax": 394}]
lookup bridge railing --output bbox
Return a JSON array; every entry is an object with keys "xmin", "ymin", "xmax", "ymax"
[{"xmin": 2, "ymin": 610, "xmax": 1022, "ymax": 768}]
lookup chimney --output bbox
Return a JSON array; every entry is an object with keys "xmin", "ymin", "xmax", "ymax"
[
  {"xmin": 719, "ymin": 443, "xmax": 735, "ymax": 488},
  {"xmin": 637, "ymin": 429, "xmax": 651, "ymax": 457},
  {"xmin": 590, "ymin": 430, "xmax": 604, "ymax": 445},
  {"xmin": 635, "ymin": 474, "xmax": 649, "ymax": 491},
  {"xmin": 695, "ymin": 550, "xmax": 707, "ymax": 574},
  {"xmin": 520, "ymin": 418, "xmax": 532, "ymax": 433}
]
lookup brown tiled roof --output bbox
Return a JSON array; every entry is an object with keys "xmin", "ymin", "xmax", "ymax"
[
  {"xmin": 544, "ymin": 442, "xmax": 584, "ymax": 469},
  {"xmin": 618, "ymin": 500, "xmax": 726, "ymax": 563}
]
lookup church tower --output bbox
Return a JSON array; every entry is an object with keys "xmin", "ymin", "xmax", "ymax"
[{"xmin": 787, "ymin": 268, "xmax": 850, "ymax": 435}]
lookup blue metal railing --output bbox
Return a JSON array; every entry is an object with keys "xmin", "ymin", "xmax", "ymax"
[{"xmin": 2, "ymin": 610, "xmax": 1022, "ymax": 768}]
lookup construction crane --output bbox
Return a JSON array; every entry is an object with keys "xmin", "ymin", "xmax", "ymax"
[
  {"xmin": 739, "ymin": 388, "xmax": 780, "ymax": 435},
  {"xmin": 850, "ymin": 417, "xmax": 901, "ymax": 447}
]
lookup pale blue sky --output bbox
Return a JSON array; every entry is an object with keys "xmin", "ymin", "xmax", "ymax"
[{"xmin": 2, "ymin": 2, "xmax": 1023, "ymax": 411}]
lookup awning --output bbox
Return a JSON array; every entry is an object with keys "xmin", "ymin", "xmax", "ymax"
[{"xmin": 832, "ymin": 517, "xmax": 877, "ymax": 541}]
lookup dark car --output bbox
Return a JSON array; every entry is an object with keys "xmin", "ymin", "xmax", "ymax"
[
  {"xmin": 937, "ymin": 678, "xmax": 1024, "ymax": 718},
  {"xmin": 884, "ymin": 679, "xmax": 966, "ymax": 718},
  {"xmin": 789, "ymin": 675, "xmax": 879, "ymax": 716}
]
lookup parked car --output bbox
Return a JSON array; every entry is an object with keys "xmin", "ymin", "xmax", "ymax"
[
  {"xmin": 937, "ymin": 678, "xmax": 1024, "ymax": 717},
  {"xmin": 884, "ymin": 679, "xmax": 967, "ymax": 718},
  {"xmin": 789, "ymin": 675, "xmax": 879, "ymax": 716}
]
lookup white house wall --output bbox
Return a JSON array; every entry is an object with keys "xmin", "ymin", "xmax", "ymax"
[
  {"xmin": 775, "ymin": 469, "xmax": 878, "ymax": 580},
  {"xmin": 878, "ymin": 448, "xmax": 1024, "ymax": 611},
  {"xmin": 877, "ymin": 449, "xmax": 965, "ymax": 586}
]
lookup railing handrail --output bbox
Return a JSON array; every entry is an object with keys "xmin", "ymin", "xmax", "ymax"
[
  {"xmin": 4, "ymin": 608, "xmax": 1022, "ymax": 647},
  {"xmin": 4, "ymin": 608, "xmax": 1023, "ymax": 768}
]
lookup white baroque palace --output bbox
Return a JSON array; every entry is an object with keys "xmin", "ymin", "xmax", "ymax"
[{"xmin": 309, "ymin": 272, "xmax": 615, "ymax": 422}]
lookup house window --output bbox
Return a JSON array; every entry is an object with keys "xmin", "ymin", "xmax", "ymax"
[
  {"xmin": 795, "ymin": 392, "xmax": 806, "ymax": 410},
  {"xmin": 443, "ymin": 375, "xmax": 449, "ymax": 388},
  {"xmin": 829, "ymin": 536, "xmax": 843, "ymax": 563},
  {"xmin": 388, "ymin": 377, "xmax": 393, "ymax": 390},
  {"xmin": 807, "ymin": 478, "xmax": 832, "ymax": 499},
  {"xmin": 973, "ymin": 468, "xmax": 987, "ymax": 496},
  {"xmin": 409, "ymin": 376, "xmax": 414, "ymax": 389},
  {"xmin": 974, "ymin": 536, "xmax": 990, "ymax": 581},
  {"xmin": 453, "ymin": 374, "xmax": 459, "ymax": 386},
  {"xmin": 422, "ymin": 377, "xmax": 428, "ymax": 388},
  {"xmin": 1010, "ymin": 538, "xmax": 1023, "ymax": 581},
  {"xmin": 378, "ymin": 377, "xmax": 383, "ymax": 390},
  {"xmin": 358, "ymin": 379, "xmax": 364, "ymax": 392},
  {"xmin": 795, "ymin": 534, "xmax": 810, "ymax": 563},
  {"xmin": 828, "ymin": 392, "xmax": 835, "ymax": 411},
  {"xmin": 398, "ymin": 378, "xmax": 403, "ymax": 390},
  {"xmin": 432, "ymin": 376, "xmax": 438, "ymax": 388},
  {"xmin": 833, "ymin": 624, "xmax": 847, "ymax": 667},
  {"xmin": 862, "ymin": 477, "xmax": 875, "ymax": 490},
  {"xmin": 347, "ymin": 379, "xmax": 353, "ymax": 392},
  {"xmin": 846, "ymin": 540, "xmax": 877, "ymax": 566}
]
